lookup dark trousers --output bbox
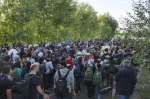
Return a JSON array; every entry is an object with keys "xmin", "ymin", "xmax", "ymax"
[
  {"xmin": 43, "ymin": 73, "xmax": 54, "ymax": 90},
  {"xmin": 55, "ymin": 93, "xmax": 72, "ymax": 99},
  {"xmin": 75, "ymin": 76, "xmax": 81, "ymax": 94},
  {"xmin": 85, "ymin": 80, "xmax": 95, "ymax": 98}
]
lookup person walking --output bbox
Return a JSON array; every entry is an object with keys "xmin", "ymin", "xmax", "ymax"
[
  {"xmin": 0, "ymin": 62, "xmax": 13, "ymax": 99},
  {"xmin": 54, "ymin": 60, "xmax": 75, "ymax": 99},
  {"xmin": 115, "ymin": 59, "xmax": 137, "ymax": 99},
  {"xmin": 28, "ymin": 63, "xmax": 50, "ymax": 99}
]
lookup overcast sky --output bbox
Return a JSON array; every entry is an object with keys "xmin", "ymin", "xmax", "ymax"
[{"xmin": 78, "ymin": 0, "xmax": 137, "ymax": 23}]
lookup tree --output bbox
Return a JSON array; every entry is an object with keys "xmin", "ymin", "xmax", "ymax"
[
  {"xmin": 123, "ymin": 0, "xmax": 150, "ymax": 39},
  {"xmin": 0, "ymin": 0, "xmax": 34, "ymax": 44},
  {"xmin": 0, "ymin": 0, "xmax": 118, "ymax": 44},
  {"xmin": 97, "ymin": 14, "xmax": 118, "ymax": 40},
  {"xmin": 0, "ymin": 0, "xmax": 77, "ymax": 44},
  {"xmin": 35, "ymin": 0, "xmax": 77, "ymax": 42},
  {"xmin": 123, "ymin": 1, "xmax": 150, "ymax": 98},
  {"xmin": 123, "ymin": 0, "xmax": 150, "ymax": 68},
  {"xmin": 73, "ymin": 3, "xmax": 98, "ymax": 39}
]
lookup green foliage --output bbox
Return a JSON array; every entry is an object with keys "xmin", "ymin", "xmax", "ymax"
[
  {"xmin": 73, "ymin": 3, "xmax": 98, "ymax": 36},
  {"xmin": 97, "ymin": 14, "xmax": 118, "ymax": 40},
  {"xmin": 124, "ymin": 0, "xmax": 150, "ymax": 38},
  {"xmin": 123, "ymin": 0, "xmax": 150, "ymax": 68},
  {"xmin": 0, "ymin": 0, "xmax": 118, "ymax": 45}
]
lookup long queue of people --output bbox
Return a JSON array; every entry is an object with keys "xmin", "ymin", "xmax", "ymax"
[{"xmin": 0, "ymin": 40, "xmax": 137, "ymax": 99}]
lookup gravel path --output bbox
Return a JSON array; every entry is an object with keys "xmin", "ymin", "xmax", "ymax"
[
  {"xmin": 50, "ymin": 91, "xmax": 140, "ymax": 99},
  {"xmin": 49, "ymin": 86, "xmax": 140, "ymax": 99}
]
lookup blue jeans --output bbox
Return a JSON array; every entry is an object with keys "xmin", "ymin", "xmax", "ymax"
[
  {"xmin": 95, "ymin": 86, "xmax": 102, "ymax": 99},
  {"xmin": 118, "ymin": 95, "xmax": 130, "ymax": 99}
]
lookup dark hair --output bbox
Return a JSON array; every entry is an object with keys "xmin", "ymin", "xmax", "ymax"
[
  {"xmin": 61, "ymin": 61, "xmax": 66, "ymax": 67},
  {"xmin": 39, "ymin": 57, "xmax": 44, "ymax": 64},
  {"xmin": 46, "ymin": 57, "xmax": 51, "ymax": 61},
  {"xmin": 58, "ymin": 57, "xmax": 66, "ymax": 67},
  {"xmin": 105, "ymin": 48, "xmax": 108, "ymax": 52},
  {"xmin": 13, "ymin": 61, "xmax": 21, "ymax": 68}
]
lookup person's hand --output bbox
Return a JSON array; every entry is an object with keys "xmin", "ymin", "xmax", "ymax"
[
  {"xmin": 43, "ymin": 93, "xmax": 50, "ymax": 99},
  {"xmin": 73, "ymin": 91, "xmax": 76, "ymax": 96}
]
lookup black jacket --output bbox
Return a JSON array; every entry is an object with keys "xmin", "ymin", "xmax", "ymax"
[{"xmin": 116, "ymin": 66, "xmax": 137, "ymax": 96}]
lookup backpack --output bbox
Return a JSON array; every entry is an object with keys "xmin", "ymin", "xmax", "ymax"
[
  {"xmin": 55, "ymin": 70, "xmax": 70, "ymax": 97},
  {"xmin": 40, "ymin": 63, "xmax": 46, "ymax": 74},
  {"xmin": 84, "ymin": 66, "xmax": 94, "ymax": 81},
  {"xmin": 74, "ymin": 58, "xmax": 81, "ymax": 78},
  {"xmin": 12, "ymin": 75, "xmax": 33, "ymax": 99},
  {"xmin": 93, "ymin": 69, "xmax": 102, "ymax": 87}
]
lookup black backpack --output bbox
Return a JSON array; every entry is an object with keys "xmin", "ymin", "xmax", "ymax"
[
  {"xmin": 40, "ymin": 63, "xmax": 46, "ymax": 74},
  {"xmin": 55, "ymin": 70, "xmax": 70, "ymax": 97},
  {"xmin": 12, "ymin": 74, "xmax": 33, "ymax": 99}
]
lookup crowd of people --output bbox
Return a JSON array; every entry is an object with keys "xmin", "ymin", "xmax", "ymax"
[{"xmin": 0, "ymin": 40, "xmax": 137, "ymax": 99}]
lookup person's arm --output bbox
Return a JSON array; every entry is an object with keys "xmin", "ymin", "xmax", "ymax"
[
  {"xmin": 6, "ymin": 89, "xmax": 12, "ymax": 99},
  {"xmin": 70, "ymin": 71, "xmax": 76, "ymax": 96},
  {"xmin": 31, "ymin": 75, "xmax": 49, "ymax": 99},
  {"xmin": 36, "ymin": 85, "xmax": 44, "ymax": 96},
  {"xmin": 50, "ymin": 62, "xmax": 54, "ymax": 70},
  {"xmin": 36, "ymin": 85, "xmax": 49, "ymax": 99},
  {"xmin": 54, "ymin": 71, "xmax": 59, "ymax": 89}
]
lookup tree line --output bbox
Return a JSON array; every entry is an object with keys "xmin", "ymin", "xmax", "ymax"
[{"xmin": 0, "ymin": 0, "xmax": 118, "ymax": 45}]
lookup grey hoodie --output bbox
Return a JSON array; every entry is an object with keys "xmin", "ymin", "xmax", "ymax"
[{"xmin": 54, "ymin": 67, "xmax": 75, "ymax": 93}]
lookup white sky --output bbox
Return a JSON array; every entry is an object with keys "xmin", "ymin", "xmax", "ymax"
[{"xmin": 77, "ymin": 0, "xmax": 137, "ymax": 25}]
